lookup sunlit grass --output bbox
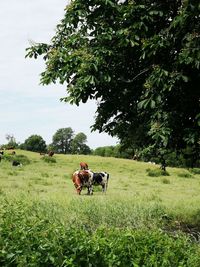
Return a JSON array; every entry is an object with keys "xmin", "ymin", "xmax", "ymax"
[{"xmin": 0, "ymin": 149, "xmax": 200, "ymax": 226}]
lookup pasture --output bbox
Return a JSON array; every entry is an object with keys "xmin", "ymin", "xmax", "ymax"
[{"xmin": 1, "ymin": 150, "xmax": 200, "ymax": 266}]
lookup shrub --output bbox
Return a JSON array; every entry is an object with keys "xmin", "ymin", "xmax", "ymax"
[
  {"xmin": 146, "ymin": 168, "xmax": 170, "ymax": 177},
  {"xmin": 3, "ymin": 154, "xmax": 30, "ymax": 165},
  {"xmin": 178, "ymin": 172, "xmax": 193, "ymax": 178},
  {"xmin": 161, "ymin": 178, "xmax": 170, "ymax": 184},
  {"xmin": 189, "ymin": 168, "xmax": 200, "ymax": 175},
  {"xmin": 0, "ymin": 200, "xmax": 200, "ymax": 267},
  {"xmin": 41, "ymin": 156, "xmax": 56, "ymax": 163}
]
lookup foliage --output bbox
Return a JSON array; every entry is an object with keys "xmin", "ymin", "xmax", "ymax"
[
  {"xmin": 189, "ymin": 168, "xmax": 200, "ymax": 175},
  {"xmin": 23, "ymin": 135, "xmax": 47, "ymax": 153},
  {"xmin": 3, "ymin": 154, "xmax": 30, "ymax": 165},
  {"xmin": 71, "ymin": 132, "xmax": 91, "ymax": 154},
  {"xmin": 51, "ymin": 127, "xmax": 74, "ymax": 154},
  {"xmin": 0, "ymin": 200, "xmax": 200, "ymax": 266},
  {"xmin": 5, "ymin": 134, "xmax": 18, "ymax": 148},
  {"xmin": 26, "ymin": 0, "xmax": 200, "ymax": 165},
  {"xmin": 93, "ymin": 145, "xmax": 134, "ymax": 159}
]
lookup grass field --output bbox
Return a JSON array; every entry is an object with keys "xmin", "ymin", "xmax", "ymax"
[{"xmin": 1, "ymin": 150, "xmax": 200, "ymax": 266}]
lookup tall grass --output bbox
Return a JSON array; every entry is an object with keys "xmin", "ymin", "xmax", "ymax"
[{"xmin": 1, "ymin": 150, "xmax": 200, "ymax": 266}]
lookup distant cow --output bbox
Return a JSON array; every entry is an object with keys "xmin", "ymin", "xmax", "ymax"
[
  {"xmin": 48, "ymin": 151, "xmax": 54, "ymax": 157},
  {"xmin": 80, "ymin": 162, "xmax": 88, "ymax": 170},
  {"xmin": 72, "ymin": 170, "xmax": 93, "ymax": 195},
  {"xmin": 12, "ymin": 160, "xmax": 22, "ymax": 167},
  {"xmin": 7, "ymin": 146, "xmax": 15, "ymax": 150},
  {"xmin": 0, "ymin": 151, "xmax": 4, "ymax": 155},
  {"xmin": 92, "ymin": 172, "xmax": 109, "ymax": 193}
]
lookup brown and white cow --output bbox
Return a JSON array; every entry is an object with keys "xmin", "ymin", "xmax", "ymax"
[
  {"xmin": 48, "ymin": 151, "xmax": 54, "ymax": 157},
  {"xmin": 80, "ymin": 162, "xmax": 89, "ymax": 170},
  {"xmin": 72, "ymin": 170, "xmax": 93, "ymax": 195}
]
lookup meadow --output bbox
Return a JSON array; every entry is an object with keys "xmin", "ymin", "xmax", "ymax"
[{"xmin": 1, "ymin": 150, "xmax": 200, "ymax": 266}]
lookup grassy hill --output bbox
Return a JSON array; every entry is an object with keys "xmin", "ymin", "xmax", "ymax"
[{"xmin": 1, "ymin": 150, "xmax": 200, "ymax": 266}]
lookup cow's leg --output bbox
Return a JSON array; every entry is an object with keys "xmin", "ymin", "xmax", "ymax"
[
  {"xmin": 76, "ymin": 185, "xmax": 82, "ymax": 194},
  {"xmin": 87, "ymin": 184, "xmax": 93, "ymax": 195},
  {"xmin": 101, "ymin": 183, "xmax": 105, "ymax": 193}
]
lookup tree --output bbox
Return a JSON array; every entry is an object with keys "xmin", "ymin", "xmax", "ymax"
[
  {"xmin": 23, "ymin": 135, "xmax": 47, "ymax": 153},
  {"xmin": 26, "ymin": 0, "xmax": 200, "ymax": 166},
  {"xmin": 5, "ymin": 134, "xmax": 18, "ymax": 148},
  {"xmin": 51, "ymin": 127, "xmax": 74, "ymax": 153},
  {"xmin": 71, "ymin": 132, "xmax": 91, "ymax": 154}
]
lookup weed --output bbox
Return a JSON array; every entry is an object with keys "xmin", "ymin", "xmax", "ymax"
[
  {"xmin": 161, "ymin": 178, "xmax": 170, "ymax": 184},
  {"xmin": 178, "ymin": 172, "xmax": 193, "ymax": 178},
  {"xmin": 146, "ymin": 168, "xmax": 170, "ymax": 177}
]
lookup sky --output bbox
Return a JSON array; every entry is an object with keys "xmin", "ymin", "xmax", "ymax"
[{"xmin": 0, "ymin": 0, "xmax": 118, "ymax": 149}]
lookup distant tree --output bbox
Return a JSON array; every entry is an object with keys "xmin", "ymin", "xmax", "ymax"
[
  {"xmin": 52, "ymin": 127, "xmax": 74, "ymax": 154},
  {"xmin": 104, "ymin": 146, "xmax": 114, "ymax": 157},
  {"xmin": 93, "ymin": 147, "xmax": 105, "ymax": 157},
  {"xmin": 23, "ymin": 135, "xmax": 47, "ymax": 153},
  {"xmin": 5, "ymin": 134, "xmax": 18, "ymax": 148},
  {"xmin": 71, "ymin": 132, "xmax": 91, "ymax": 154}
]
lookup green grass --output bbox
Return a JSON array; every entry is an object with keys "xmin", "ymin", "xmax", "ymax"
[
  {"xmin": 1, "ymin": 150, "xmax": 200, "ymax": 266},
  {"xmin": 0, "ymin": 150, "xmax": 200, "ymax": 224}
]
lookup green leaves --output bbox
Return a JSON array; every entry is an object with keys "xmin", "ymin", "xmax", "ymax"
[{"xmin": 26, "ymin": 0, "xmax": 200, "ymax": 157}]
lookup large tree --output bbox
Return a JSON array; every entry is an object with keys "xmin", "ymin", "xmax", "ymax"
[
  {"xmin": 51, "ymin": 127, "xmax": 74, "ymax": 153},
  {"xmin": 71, "ymin": 132, "xmax": 91, "ymax": 154},
  {"xmin": 26, "ymin": 0, "xmax": 200, "ymax": 164},
  {"xmin": 23, "ymin": 135, "xmax": 47, "ymax": 153}
]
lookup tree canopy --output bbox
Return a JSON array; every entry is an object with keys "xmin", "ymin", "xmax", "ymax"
[
  {"xmin": 26, "ymin": 0, "xmax": 200, "ymax": 162},
  {"xmin": 71, "ymin": 132, "xmax": 91, "ymax": 154},
  {"xmin": 23, "ymin": 135, "xmax": 47, "ymax": 153},
  {"xmin": 51, "ymin": 127, "xmax": 74, "ymax": 154}
]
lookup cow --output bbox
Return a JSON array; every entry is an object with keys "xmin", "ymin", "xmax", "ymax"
[
  {"xmin": 80, "ymin": 162, "xmax": 89, "ymax": 170},
  {"xmin": 12, "ymin": 160, "xmax": 22, "ymax": 167},
  {"xmin": 92, "ymin": 172, "xmax": 109, "ymax": 193},
  {"xmin": 48, "ymin": 151, "xmax": 54, "ymax": 157},
  {"xmin": 72, "ymin": 170, "xmax": 93, "ymax": 195},
  {"xmin": 7, "ymin": 146, "xmax": 15, "ymax": 150}
]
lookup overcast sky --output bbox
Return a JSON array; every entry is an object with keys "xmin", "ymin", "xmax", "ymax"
[{"xmin": 0, "ymin": 0, "xmax": 118, "ymax": 149}]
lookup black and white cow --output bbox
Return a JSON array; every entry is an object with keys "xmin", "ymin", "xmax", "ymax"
[
  {"xmin": 92, "ymin": 172, "xmax": 109, "ymax": 193},
  {"xmin": 12, "ymin": 160, "xmax": 22, "ymax": 167}
]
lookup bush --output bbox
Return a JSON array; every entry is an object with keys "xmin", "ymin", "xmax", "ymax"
[
  {"xmin": 41, "ymin": 156, "xmax": 56, "ymax": 163},
  {"xmin": 3, "ymin": 154, "xmax": 30, "ymax": 165},
  {"xmin": 0, "ymin": 199, "xmax": 200, "ymax": 267},
  {"xmin": 178, "ymin": 172, "xmax": 193, "ymax": 178},
  {"xmin": 161, "ymin": 178, "xmax": 170, "ymax": 184},
  {"xmin": 189, "ymin": 168, "xmax": 200, "ymax": 175},
  {"xmin": 146, "ymin": 168, "xmax": 170, "ymax": 177}
]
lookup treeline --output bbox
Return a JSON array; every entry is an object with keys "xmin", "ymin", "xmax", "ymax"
[
  {"xmin": 2, "ymin": 130, "xmax": 200, "ymax": 168},
  {"xmin": 1, "ymin": 128, "xmax": 91, "ymax": 155},
  {"xmin": 93, "ymin": 145, "xmax": 200, "ymax": 169}
]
